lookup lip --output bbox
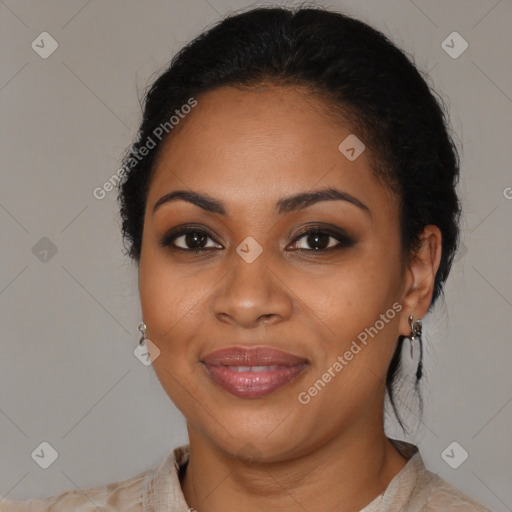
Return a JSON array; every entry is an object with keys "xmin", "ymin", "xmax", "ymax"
[
  {"xmin": 201, "ymin": 346, "xmax": 308, "ymax": 398},
  {"xmin": 202, "ymin": 346, "xmax": 308, "ymax": 367}
]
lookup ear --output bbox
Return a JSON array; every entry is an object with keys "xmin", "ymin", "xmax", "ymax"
[{"xmin": 398, "ymin": 225, "xmax": 443, "ymax": 337}]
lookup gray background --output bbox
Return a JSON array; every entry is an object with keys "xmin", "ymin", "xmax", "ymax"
[{"xmin": 0, "ymin": 0, "xmax": 510, "ymax": 509}]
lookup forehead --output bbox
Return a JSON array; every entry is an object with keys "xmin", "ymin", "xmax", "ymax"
[{"xmin": 148, "ymin": 85, "xmax": 396, "ymax": 218}]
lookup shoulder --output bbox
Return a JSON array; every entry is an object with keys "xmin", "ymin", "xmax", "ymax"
[
  {"xmin": 0, "ymin": 445, "xmax": 190, "ymax": 512},
  {"xmin": 412, "ymin": 459, "xmax": 492, "ymax": 511},
  {"xmin": 385, "ymin": 441, "xmax": 491, "ymax": 512},
  {"xmin": 0, "ymin": 465, "xmax": 155, "ymax": 512}
]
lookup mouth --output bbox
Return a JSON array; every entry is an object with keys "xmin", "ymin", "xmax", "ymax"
[{"xmin": 201, "ymin": 346, "xmax": 309, "ymax": 398}]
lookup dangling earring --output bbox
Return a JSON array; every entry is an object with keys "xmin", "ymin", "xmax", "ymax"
[
  {"xmin": 138, "ymin": 322, "xmax": 146, "ymax": 346},
  {"xmin": 409, "ymin": 314, "xmax": 423, "ymax": 381}
]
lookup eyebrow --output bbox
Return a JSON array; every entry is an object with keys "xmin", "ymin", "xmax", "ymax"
[{"xmin": 152, "ymin": 187, "xmax": 371, "ymax": 217}]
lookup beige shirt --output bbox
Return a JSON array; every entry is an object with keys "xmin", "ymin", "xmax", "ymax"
[{"xmin": 0, "ymin": 440, "xmax": 491, "ymax": 511}]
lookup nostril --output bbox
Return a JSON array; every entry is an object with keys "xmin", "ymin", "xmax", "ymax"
[{"xmin": 260, "ymin": 314, "xmax": 275, "ymax": 325}]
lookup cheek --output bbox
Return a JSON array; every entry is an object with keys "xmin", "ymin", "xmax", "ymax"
[
  {"xmin": 299, "ymin": 256, "xmax": 401, "ymax": 378},
  {"xmin": 138, "ymin": 249, "xmax": 205, "ymax": 351},
  {"xmin": 138, "ymin": 255, "xmax": 207, "ymax": 409},
  {"xmin": 302, "ymin": 257, "xmax": 392, "ymax": 331}
]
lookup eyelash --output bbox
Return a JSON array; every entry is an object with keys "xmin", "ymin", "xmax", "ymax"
[{"xmin": 158, "ymin": 225, "xmax": 355, "ymax": 255}]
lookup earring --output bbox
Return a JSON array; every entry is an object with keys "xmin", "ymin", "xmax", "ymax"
[
  {"xmin": 138, "ymin": 322, "xmax": 146, "ymax": 346},
  {"xmin": 408, "ymin": 315, "xmax": 423, "ymax": 381}
]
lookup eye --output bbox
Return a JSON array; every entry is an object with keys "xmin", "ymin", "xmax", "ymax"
[
  {"xmin": 288, "ymin": 227, "xmax": 355, "ymax": 252},
  {"xmin": 159, "ymin": 224, "xmax": 355, "ymax": 254},
  {"xmin": 159, "ymin": 227, "xmax": 222, "ymax": 252}
]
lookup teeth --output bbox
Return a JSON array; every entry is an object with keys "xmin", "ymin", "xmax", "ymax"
[
  {"xmin": 252, "ymin": 365, "xmax": 279, "ymax": 372},
  {"xmin": 227, "ymin": 365, "xmax": 280, "ymax": 372},
  {"xmin": 229, "ymin": 366, "xmax": 251, "ymax": 372}
]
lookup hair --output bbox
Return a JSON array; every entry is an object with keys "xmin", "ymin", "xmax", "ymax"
[{"xmin": 117, "ymin": 5, "xmax": 462, "ymax": 430}]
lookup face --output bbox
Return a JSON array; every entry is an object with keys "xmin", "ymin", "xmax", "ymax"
[{"xmin": 138, "ymin": 85, "xmax": 418, "ymax": 462}]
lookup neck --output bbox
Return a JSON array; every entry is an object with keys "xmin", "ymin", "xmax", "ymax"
[{"xmin": 181, "ymin": 421, "xmax": 408, "ymax": 512}]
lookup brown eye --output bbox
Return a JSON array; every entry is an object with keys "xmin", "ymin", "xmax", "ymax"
[
  {"xmin": 289, "ymin": 227, "xmax": 355, "ymax": 252},
  {"xmin": 159, "ymin": 228, "xmax": 222, "ymax": 252}
]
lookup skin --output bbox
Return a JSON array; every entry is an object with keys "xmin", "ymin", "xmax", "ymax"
[{"xmin": 138, "ymin": 84, "xmax": 442, "ymax": 512}]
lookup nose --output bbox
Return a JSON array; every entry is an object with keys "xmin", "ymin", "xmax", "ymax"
[{"xmin": 211, "ymin": 251, "xmax": 293, "ymax": 329}]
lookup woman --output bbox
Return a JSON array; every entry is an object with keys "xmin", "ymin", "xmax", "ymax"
[{"xmin": 1, "ymin": 5, "xmax": 491, "ymax": 511}]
